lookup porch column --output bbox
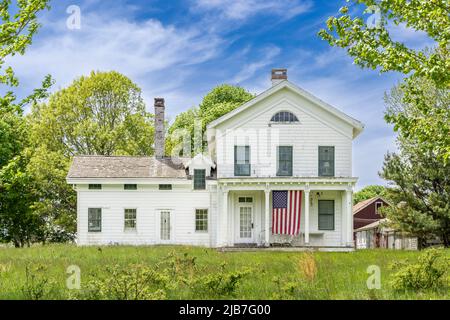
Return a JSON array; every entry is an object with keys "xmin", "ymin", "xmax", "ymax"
[
  {"xmin": 221, "ymin": 190, "xmax": 229, "ymax": 247},
  {"xmin": 304, "ymin": 189, "xmax": 310, "ymax": 244},
  {"xmin": 345, "ymin": 189, "xmax": 353, "ymax": 246},
  {"xmin": 264, "ymin": 190, "xmax": 270, "ymax": 247}
]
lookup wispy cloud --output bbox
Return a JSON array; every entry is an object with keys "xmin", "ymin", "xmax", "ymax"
[
  {"xmin": 192, "ymin": 0, "xmax": 313, "ymax": 21},
  {"xmin": 230, "ymin": 46, "xmax": 281, "ymax": 84}
]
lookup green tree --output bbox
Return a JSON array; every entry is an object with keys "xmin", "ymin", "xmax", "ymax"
[
  {"xmin": 380, "ymin": 79, "xmax": 450, "ymax": 248},
  {"xmin": 0, "ymin": 0, "xmax": 52, "ymax": 246},
  {"xmin": 29, "ymin": 71, "xmax": 154, "ymax": 157},
  {"xmin": 167, "ymin": 84, "xmax": 254, "ymax": 156},
  {"xmin": 353, "ymin": 185, "xmax": 387, "ymax": 204},
  {"xmin": 25, "ymin": 71, "xmax": 156, "ymax": 242},
  {"xmin": 0, "ymin": 155, "xmax": 41, "ymax": 247},
  {"xmin": 26, "ymin": 146, "xmax": 77, "ymax": 242},
  {"xmin": 0, "ymin": 0, "xmax": 52, "ymax": 166},
  {"xmin": 319, "ymin": 0, "xmax": 450, "ymax": 160}
]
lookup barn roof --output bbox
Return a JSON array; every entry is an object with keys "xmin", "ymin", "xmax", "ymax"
[
  {"xmin": 67, "ymin": 156, "xmax": 191, "ymax": 179},
  {"xmin": 353, "ymin": 196, "xmax": 388, "ymax": 215}
]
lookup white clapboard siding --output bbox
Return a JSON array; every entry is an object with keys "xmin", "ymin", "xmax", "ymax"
[
  {"xmin": 215, "ymin": 88, "xmax": 353, "ymax": 178},
  {"xmin": 76, "ymin": 184, "xmax": 215, "ymax": 246}
]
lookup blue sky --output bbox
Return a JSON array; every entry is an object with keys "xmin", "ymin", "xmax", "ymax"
[{"xmin": 9, "ymin": 0, "xmax": 433, "ymax": 189}]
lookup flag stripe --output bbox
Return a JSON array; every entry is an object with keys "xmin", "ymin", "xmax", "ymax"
[{"xmin": 272, "ymin": 190, "xmax": 303, "ymax": 236}]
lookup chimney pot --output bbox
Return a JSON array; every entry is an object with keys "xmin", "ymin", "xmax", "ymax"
[
  {"xmin": 154, "ymin": 97, "xmax": 165, "ymax": 159},
  {"xmin": 271, "ymin": 68, "xmax": 287, "ymax": 86}
]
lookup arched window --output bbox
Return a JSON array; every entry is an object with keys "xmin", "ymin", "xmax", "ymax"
[{"xmin": 271, "ymin": 111, "xmax": 299, "ymax": 123}]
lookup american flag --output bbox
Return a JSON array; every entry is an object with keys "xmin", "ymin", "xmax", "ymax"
[{"xmin": 272, "ymin": 190, "xmax": 302, "ymax": 235}]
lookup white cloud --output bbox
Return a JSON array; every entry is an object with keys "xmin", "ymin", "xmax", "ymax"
[
  {"xmin": 193, "ymin": 0, "xmax": 312, "ymax": 20},
  {"xmin": 230, "ymin": 46, "xmax": 281, "ymax": 84},
  {"xmin": 9, "ymin": 10, "xmax": 225, "ymax": 116}
]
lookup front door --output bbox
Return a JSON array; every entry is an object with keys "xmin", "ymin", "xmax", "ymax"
[{"xmin": 235, "ymin": 197, "xmax": 254, "ymax": 243}]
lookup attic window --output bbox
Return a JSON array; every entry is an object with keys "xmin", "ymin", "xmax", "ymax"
[{"xmin": 271, "ymin": 111, "xmax": 299, "ymax": 123}]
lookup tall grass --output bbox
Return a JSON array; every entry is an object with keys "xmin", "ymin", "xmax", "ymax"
[{"xmin": 0, "ymin": 245, "xmax": 448, "ymax": 300}]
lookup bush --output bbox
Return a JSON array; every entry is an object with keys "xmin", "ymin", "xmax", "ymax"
[
  {"xmin": 193, "ymin": 263, "xmax": 251, "ymax": 298},
  {"xmin": 75, "ymin": 264, "xmax": 169, "ymax": 300},
  {"xmin": 21, "ymin": 264, "xmax": 55, "ymax": 300},
  {"xmin": 389, "ymin": 248, "xmax": 448, "ymax": 291}
]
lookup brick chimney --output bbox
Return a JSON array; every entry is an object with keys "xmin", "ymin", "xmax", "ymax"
[
  {"xmin": 271, "ymin": 68, "xmax": 287, "ymax": 86},
  {"xmin": 154, "ymin": 98, "xmax": 165, "ymax": 159}
]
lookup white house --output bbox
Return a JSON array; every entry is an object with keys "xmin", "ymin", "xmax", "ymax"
[{"xmin": 67, "ymin": 69, "xmax": 364, "ymax": 250}]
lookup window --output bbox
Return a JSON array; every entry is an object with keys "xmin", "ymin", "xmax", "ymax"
[
  {"xmin": 124, "ymin": 209, "xmax": 137, "ymax": 231},
  {"xmin": 160, "ymin": 211, "xmax": 171, "ymax": 240},
  {"xmin": 124, "ymin": 184, "xmax": 137, "ymax": 190},
  {"xmin": 277, "ymin": 146, "xmax": 293, "ymax": 176},
  {"xmin": 271, "ymin": 111, "xmax": 299, "ymax": 123},
  {"xmin": 88, "ymin": 208, "xmax": 102, "ymax": 232},
  {"xmin": 318, "ymin": 200, "xmax": 335, "ymax": 230},
  {"xmin": 193, "ymin": 169, "xmax": 206, "ymax": 190},
  {"xmin": 375, "ymin": 201, "xmax": 383, "ymax": 214},
  {"xmin": 159, "ymin": 184, "xmax": 172, "ymax": 190},
  {"xmin": 234, "ymin": 146, "xmax": 251, "ymax": 176},
  {"xmin": 238, "ymin": 197, "xmax": 253, "ymax": 203},
  {"xmin": 195, "ymin": 209, "xmax": 208, "ymax": 232},
  {"xmin": 89, "ymin": 184, "xmax": 102, "ymax": 190},
  {"xmin": 318, "ymin": 146, "xmax": 335, "ymax": 177}
]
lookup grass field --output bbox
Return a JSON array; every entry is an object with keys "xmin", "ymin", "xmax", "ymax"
[{"xmin": 0, "ymin": 245, "xmax": 448, "ymax": 300}]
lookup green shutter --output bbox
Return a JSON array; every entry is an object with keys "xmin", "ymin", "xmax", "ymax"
[
  {"xmin": 277, "ymin": 146, "xmax": 293, "ymax": 176},
  {"xmin": 318, "ymin": 200, "xmax": 335, "ymax": 230},
  {"xmin": 194, "ymin": 169, "xmax": 206, "ymax": 190},
  {"xmin": 318, "ymin": 146, "xmax": 335, "ymax": 177}
]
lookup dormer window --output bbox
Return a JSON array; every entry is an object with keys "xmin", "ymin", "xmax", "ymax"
[{"xmin": 271, "ymin": 111, "xmax": 299, "ymax": 123}]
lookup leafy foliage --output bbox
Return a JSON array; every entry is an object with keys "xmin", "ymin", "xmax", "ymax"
[
  {"xmin": 319, "ymin": 0, "xmax": 450, "ymax": 160},
  {"xmin": 353, "ymin": 185, "xmax": 387, "ymax": 204},
  {"xmin": 167, "ymin": 84, "xmax": 254, "ymax": 156},
  {"xmin": 29, "ymin": 71, "xmax": 154, "ymax": 157},
  {"xmin": 380, "ymin": 79, "xmax": 450, "ymax": 247},
  {"xmin": 77, "ymin": 264, "xmax": 169, "ymax": 300},
  {"xmin": 389, "ymin": 248, "xmax": 448, "ymax": 290}
]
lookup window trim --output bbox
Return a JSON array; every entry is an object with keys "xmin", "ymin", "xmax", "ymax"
[
  {"xmin": 88, "ymin": 208, "xmax": 102, "ymax": 232},
  {"xmin": 234, "ymin": 145, "xmax": 251, "ymax": 176},
  {"xmin": 270, "ymin": 111, "xmax": 299, "ymax": 123},
  {"xmin": 124, "ymin": 208, "xmax": 137, "ymax": 232},
  {"xmin": 88, "ymin": 184, "xmax": 102, "ymax": 190},
  {"xmin": 375, "ymin": 201, "xmax": 383, "ymax": 214},
  {"xmin": 318, "ymin": 146, "xmax": 335, "ymax": 177},
  {"xmin": 318, "ymin": 200, "xmax": 335, "ymax": 231},
  {"xmin": 195, "ymin": 208, "xmax": 209, "ymax": 233},
  {"xmin": 277, "ymin": 145, "xmax": 293, "ymax": 177},
  {"xmin": 193, "ymin": 169, "xmax": 206, "ymax": 190}
]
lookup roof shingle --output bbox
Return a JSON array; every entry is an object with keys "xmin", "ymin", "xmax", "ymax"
[{"xmin": 67, "ymin": 156, "xmax": 191, "ymax": 179}]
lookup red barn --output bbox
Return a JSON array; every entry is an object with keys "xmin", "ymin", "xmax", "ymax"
[{"xmin": 353, "ymin": 196, "xmax": 388, "ymax": 230}]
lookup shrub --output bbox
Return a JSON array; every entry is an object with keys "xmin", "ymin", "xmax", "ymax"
[
  {"xmin": 193, "ymin": 263, "xmax": 251, "ymax": 298},
  {"xmin": 21, "ymin": 264, "xmax": 54, "ymax": 300},
  {"xmin": 389, "ymin": 248, "xmax": 448, "ymax": 291},
  {"xmin": 75, "ymin": 264, "xmax": 170, "ymax": 300},
  {"xmin": 271, "ymin": 276, "xmax": 301, "ymax": 299}
]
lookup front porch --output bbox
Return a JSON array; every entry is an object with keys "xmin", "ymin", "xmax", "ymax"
[{"xmin": 216, "ymin": 178, "xmax": 355, "ymax": 250}]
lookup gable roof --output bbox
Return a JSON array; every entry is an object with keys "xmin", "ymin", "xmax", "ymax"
[
  {"xmin": 207, "ymin": 80, "xmax": 365, "ymax": 138},
  {"xmin": 353, "ymin": 196, "xmax": 388, "ymax": 215},
  {"xmin": 185, "ymin": 153, "xmax": 216, "ymax": 169},
  {"xmin": 67, "ymin": 156, "xmax": 191, "ymax": 179}
]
